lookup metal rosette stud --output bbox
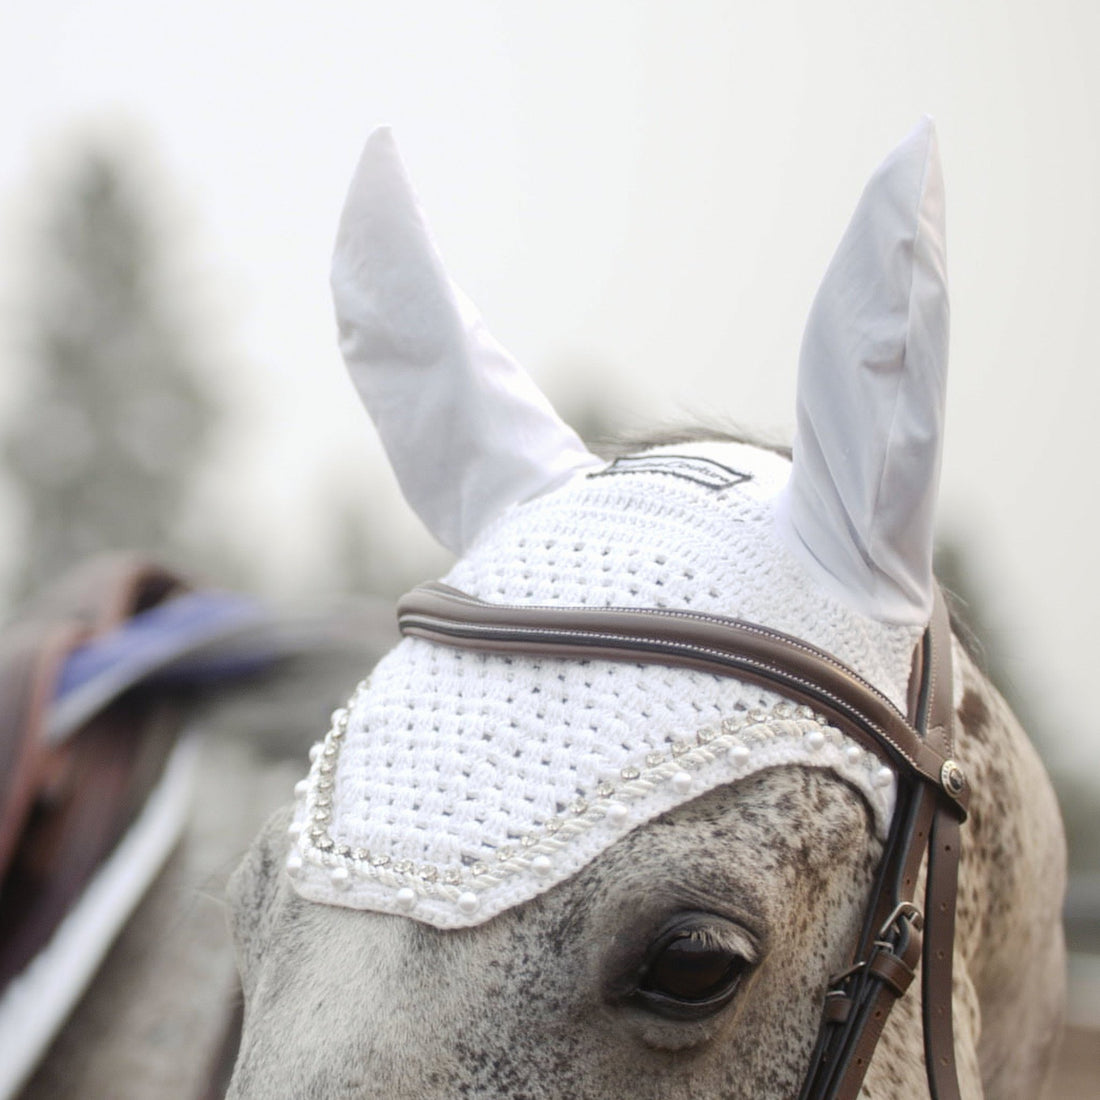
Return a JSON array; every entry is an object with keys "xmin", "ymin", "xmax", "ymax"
[{"xmin": 940, "ymin": 759, "xmax": 967, "ymax": 803}]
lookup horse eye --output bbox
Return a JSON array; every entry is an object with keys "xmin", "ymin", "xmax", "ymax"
[
  {"xmin": 643, "ymin": 934, "xmax": 739, "ymax": 999},
  {"xmin": 633, "ymin": 918, "xmax": 751, "ymax": 1020}
]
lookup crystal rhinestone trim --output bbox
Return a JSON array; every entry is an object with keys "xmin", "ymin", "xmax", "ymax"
[{"xmin": 288, "ymin": 699, "xmax": 897, "ymax": 927}]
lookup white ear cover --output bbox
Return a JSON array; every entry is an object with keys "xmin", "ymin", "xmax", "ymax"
[
  {"xmin": 330, "ymin": 128, "xmax": 601, "ymax": 554},
  {"xmin": 783, "ymin": 117, "xmax": 949, "ymax": 625}
]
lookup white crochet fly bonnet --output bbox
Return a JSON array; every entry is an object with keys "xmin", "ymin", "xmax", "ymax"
[{"xmin": 287, "ymin": 120, "xmax": 950, "ymax": 928}]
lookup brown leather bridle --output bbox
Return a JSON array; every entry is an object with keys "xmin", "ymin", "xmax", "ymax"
[{"xmin": 397, "ymin": 582, "xmax": 969, "ymax": 1100}]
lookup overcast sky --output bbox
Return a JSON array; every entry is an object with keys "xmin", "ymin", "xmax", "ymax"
[{"xmin": 1, "ymin": 1, "xmax": 1098, "ymax": 766}]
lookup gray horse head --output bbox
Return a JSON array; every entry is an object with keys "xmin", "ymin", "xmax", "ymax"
[{"xmin": 226, "ymin": 121, "xmax": 1065, "ymax": 1098}]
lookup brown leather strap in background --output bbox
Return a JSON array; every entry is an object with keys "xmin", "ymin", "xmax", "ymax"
[{"xmin": 0, "ymin": 556, "xmax": 194, "ymax": 995}]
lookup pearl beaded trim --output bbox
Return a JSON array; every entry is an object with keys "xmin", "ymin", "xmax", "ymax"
[{"xmin": 287, "ymin": 687, "xmax": 897, "ymax": 928}]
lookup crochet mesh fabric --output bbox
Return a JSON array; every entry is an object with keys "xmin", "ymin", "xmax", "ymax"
[{"xmin": 288, "ymin": 441, "xmax": 924, "ymax": 927}]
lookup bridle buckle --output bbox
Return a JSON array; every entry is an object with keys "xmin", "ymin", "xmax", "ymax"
[{"xmin": 878, "ymin": 900, "xmax": 923, "ymax": 943}]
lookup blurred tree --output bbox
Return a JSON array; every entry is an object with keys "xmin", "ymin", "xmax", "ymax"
[{"xmin": 4, "ymin": 144, "xmax": 224, "ymax": 600}]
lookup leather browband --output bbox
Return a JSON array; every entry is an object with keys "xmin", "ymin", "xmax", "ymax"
[{"xmin": 396, "ymin": 582, "xmax": 968, "ymax": 1100}]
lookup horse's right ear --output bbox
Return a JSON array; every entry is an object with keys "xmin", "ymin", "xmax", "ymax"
[
  {"xmin": 330, "ymin": 128, "xmax": 601, "ymax": 555},
  {"xmin": 783, "ymin": 118, "xmax": 949, "ymax": 626}
]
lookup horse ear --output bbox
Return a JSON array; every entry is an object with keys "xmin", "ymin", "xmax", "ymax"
[
  {"xmin": 783, "ymin": 117, "xmax": 949, "ymax": 625},
  {"xmin": 330, "ymin": 128, "xmax": 601, "ymax": 554}
]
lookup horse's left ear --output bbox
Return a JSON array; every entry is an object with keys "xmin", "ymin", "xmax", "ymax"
[
  {"xmin": 783, "ymin": 117, "xmax": 949, "ymax": 625},
  {"xmin": 330, "ymin": 128, "xmax": 601, "ymax": 554}
]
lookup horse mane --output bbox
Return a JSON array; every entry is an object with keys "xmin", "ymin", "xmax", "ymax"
[{"xmin": 589, "ymin": 422, "xmax": 792, "ymax": 461}]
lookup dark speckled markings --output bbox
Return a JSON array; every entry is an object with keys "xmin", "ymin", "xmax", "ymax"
[{"xmin": 226, "ymin": 641, "xmax": 1064, "ymax": 1099}]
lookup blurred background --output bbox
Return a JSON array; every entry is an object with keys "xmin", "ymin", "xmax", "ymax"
[{"xmin": 0, "ymin": 0, "xmax": 1097, "ymax": 1087}]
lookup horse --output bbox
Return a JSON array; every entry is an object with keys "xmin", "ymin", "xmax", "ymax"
[{"xmin": 224, "ymin": 120, "xmax": 1066, "ymax": 1098}]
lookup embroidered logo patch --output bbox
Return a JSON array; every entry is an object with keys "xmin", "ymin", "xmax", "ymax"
[{"xmin": 589, "ymin": 454, "xmax": 751, "ymax": 490}]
